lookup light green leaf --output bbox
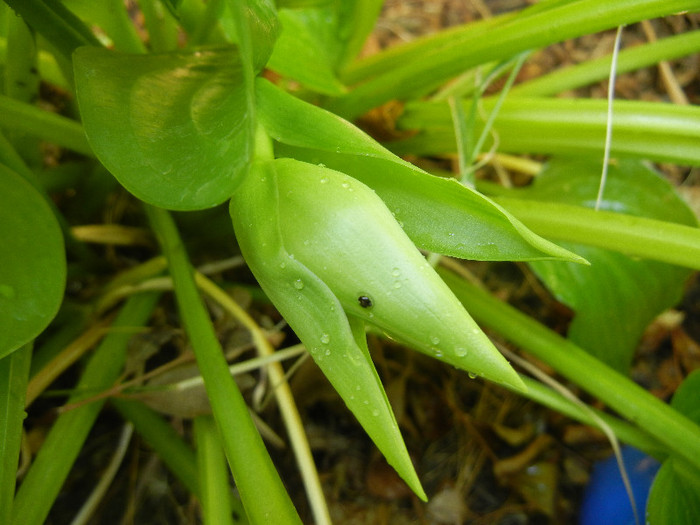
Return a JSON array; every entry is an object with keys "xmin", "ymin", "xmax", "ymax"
[
  {"xmin": 267, "ymin": 9, "xmax": 347, "ymax": 95},
  {"xmin": 647, "ymin": 458, "xmax": 700, "ymax": 525},
  {"xmin": 526, "ymin": 159, "xmax": 696, "ymax": 372},
  {"xmin": 229, "ymin": 160, "xmax": 426, "ymax": 500},
  {"xmin": 221, "ymin": 0, "xmax": 279, "ymax": 73},
  {"xmin": 256, "ymin": 78, "xmax": 584, "ymax": 263},
  {"xmin": 73, "ymin": 46, "xmax": 252, "ymax": 210},
  {"xmin": 0, "ymin": 166, "xmax": 65, "ymax": 358},
  {"xmin": 646, "ymin": 370, "xmax": 700, "ymax": 525},
  {"xmin": 237, "ymin": 157, "xmax": 525, "ymax": 389}
]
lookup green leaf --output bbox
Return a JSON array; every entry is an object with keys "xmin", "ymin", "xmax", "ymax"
[
  {"xmin": 0, "ymin": 166, "xmax": 65, "ymax": 358},
  {"xmin": 230, "ymin": 160, "xmax": 426, "ymax": 500},
  {"xmin": 266, "ymin": 9, "xmax": 347, "ymax": 95},
  {"xmin": 0, "ymin": 345, "xmax": 32, "ymax": 525},
  {"xmin": 647, "ymin": 458, "xmax": 700, "ymax": 525},
  {"xmin": 394, "ymin": 98, "xmax": 700, "ymax": 167},
  {"xmin": 269, "ymin": 158, "xmax": 523, "ymax": 390},
  {"xmin": 73, "ymin": 46, "xmax": 253, "ymax": 210},
  {"xmin": 669, "ymin": 369, "xmax": 700, "ymax": 426},
  {"xmin": 256, "ymin": 79, "xmax": 584, "ymax": 263},
  {"xmin": 221, "ymin": 0, "xmax": 279, "ymax": 73},
  {"xmin": 646, "ymin": 370, "xmax": 700, "ymax": 525},
  {"xmin": 525, "ymin": 158, "xmax": 696, "ymax": 372}
]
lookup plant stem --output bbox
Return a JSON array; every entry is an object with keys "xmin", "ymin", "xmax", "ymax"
[
  {"xmin": 439, "ymin": 267, "xmax": 700, "ymax": 474},
  {"xmin": 329, "ymin": 0, "xmax": 700, "ymax": 118},
  {"xmin": 0, "ymin": 344, "xmax": 31, "ymax": 525},
  {"xmin": 494, "ymin": 197, "xmax": 700, "ymax": 271},
  {"xmin": 12, "ymin": 293, "xmax": 159, "ymax": 525},
  {"xmin": 145, "ymin": 205, "xmax": 302, "ymax": 525}
]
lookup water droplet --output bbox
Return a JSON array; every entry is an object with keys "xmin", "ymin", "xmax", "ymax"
[
  {"xmin": 324, "ymin": 348, "xmax": 331, "ymax": 356},
  {"xmin": 303, "ymin": 239, "xmax": 310, "ymax": 246},
  {"xmin": 318, "ymin": 163, "xmax": 326, "ymax": 168},
  {"xmin": 468, "ymin": 372, "xmax": 477, "ymax": 379},
  {"xmin": 355, "ymin": 385, "xmax": 361, "ymax": 391},
  {"xmin": 431, "ymin": 336, "xmax": 440, "ymax": 345},
  {"xmin": 293, "ymin": 279, "xmax": 304, "ymax": 290},
  {"xmin": 434, "ymin": 350, "xmax": 443, "ymax": 357},
  {"xmin": 372, "ymin": 409, "xmax": 379, "ymax": 417},
  {"xmin": 393, "ymin": 282, "xmax": 402, "ymax": 289},
  {"xmin": 363, "ymin": 400, "xmax": 369, "ymax": 405},
  {"xmin": 471, "ymin": 328, "xmax": 480, "ymax": 335},
  {"xmin": 279, "ymin": 262, "xmax": 286, "ymax": 269},
  {"xmin": 341, "ymin": 182, "xmax": 350, "ymax": 189},
  {"xmin": 455, "ymin": 347, "xmax": 468, "ymax": 357},
  {"xmin": 320, "ymin": 176, "xmax": 329, "ymax": 183},
  {"xmin": 391, "ymin": 268, "xmax": 401, "ymax": 277},
  {"xmin": 321, "ymin": 333, "xmax": 330, "ymax": 344}
]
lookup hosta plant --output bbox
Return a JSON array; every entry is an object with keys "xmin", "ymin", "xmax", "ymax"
[{"xmin": 1, "ymin": 0, "xmax": 700, "ymax": 524}]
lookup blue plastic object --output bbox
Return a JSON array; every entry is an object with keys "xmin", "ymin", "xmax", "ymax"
[{"xmin": 579, "ymin": 446, "xmax": 661, "ymax": 525}]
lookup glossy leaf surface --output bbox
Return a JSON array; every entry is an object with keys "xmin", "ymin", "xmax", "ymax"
[
  {"xmin": 74, "ymin": 46, "xmax": 252, "ymax": 210},
  {"xmin": 270, "ymin": 158, "xmax": 523, "ymax": 389},
  {"xmin": 230, "ymin": 160, "xmax": 425, "ymax": 500},
  {"xmin": 0, "ymin": 166, "xmax": 65, "ymax": 358},
  {"xmin": 526, "ymin": 159, "xmax": 696, "ymax": 372},
  {"xmin": 256, "ymin": 79, "xmax": 584, "ymax": 263}
]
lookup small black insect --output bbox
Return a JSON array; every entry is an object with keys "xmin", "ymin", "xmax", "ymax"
[{"xmin": 357, "ymin": 295, "xmax": 373, "ymax": 308}]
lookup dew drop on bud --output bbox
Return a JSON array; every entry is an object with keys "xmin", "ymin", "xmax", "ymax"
[{"xmin": 293, "ymin": 279, "xmax": 304, "ymax": 290}]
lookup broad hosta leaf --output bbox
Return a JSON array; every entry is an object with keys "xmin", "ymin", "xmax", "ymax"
[
  {"xmin": 230, "ymin": 160, "xmax": 426, "ymax": 500},
  {"xmin": 646, "ymin": 370, "xmax": 700, "ymax": 525},
  {"xmin": 525, "ymin": 158, "xmax": 696, "ymax": 372},
  {"xmin": 256, "ymin": 78, "xmax": 584, "ymax": 263},
  {"xmin": 74, "ymin": 46, "xmax": 252, "ymax": 210},
  {"xmin": 0, "ymin": 166, "xmax": 65, "ymax": 358}
]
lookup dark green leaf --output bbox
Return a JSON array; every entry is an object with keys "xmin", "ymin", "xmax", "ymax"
[
  {"xmin": 256, "ymin": 79, "xmax": 584, "ymax": 263},
  {"xmin": 0, "ymin": 166, "xmax": 65, "ymax": 358},
  {"xmin": 74, "ymin": 46, "xmax": 252, "ymax": 210},
  {"xmin": 526, "ymin": 159, "xmax": 696, "ymax": 372}
]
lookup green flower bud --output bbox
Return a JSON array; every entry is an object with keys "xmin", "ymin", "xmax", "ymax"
[{"xmin": 232, "ymin": 157, "xmax": 524, "ymax": 391}]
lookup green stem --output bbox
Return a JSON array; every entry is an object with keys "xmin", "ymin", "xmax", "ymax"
[
  {"xmin": 513, "ymin": 376, "xmax": 667, "ymax": 459},
  {"xmin": 329, "ymin": 0, "xmax": 700, "ymax": 118},
  {"xmin": 145, "ymin": 205, "xmax": 301, "ymax": 525},
  {"xmin": 393, "ymin": 98, "xmax": 700, "ymax": 166},
  {"xmin": 511, "ymin": 30, "xmax": 700, "ymax": 97},
  {"xmin": 195, "ymin": 415, "xmax": 234, "ymax": 525},
  {"xmin": 112, "ymin": 398, "xmax": 199, "ymax": 496},
  {"xmin": 494, "ymin": 197, "xmax": 700, "ymax": 271},
  {"xmin": 0, "ymin": 94, "xmax": 92, "ymax": 155},
  {"xmin": 439, "ymin": 267, "xmax": 700, "ymax": 474},
  {"xmin": 12, "ymin": 293, "xmax": 158, "ymax": 525},
  {"xmin": 0, "ymin": 344, "xmax": 32, "ymax": 525}
]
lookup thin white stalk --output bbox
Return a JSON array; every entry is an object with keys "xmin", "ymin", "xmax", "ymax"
[{"xmin": 596, "ymin": 26, "xmax": 625, "ymax": 211}]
